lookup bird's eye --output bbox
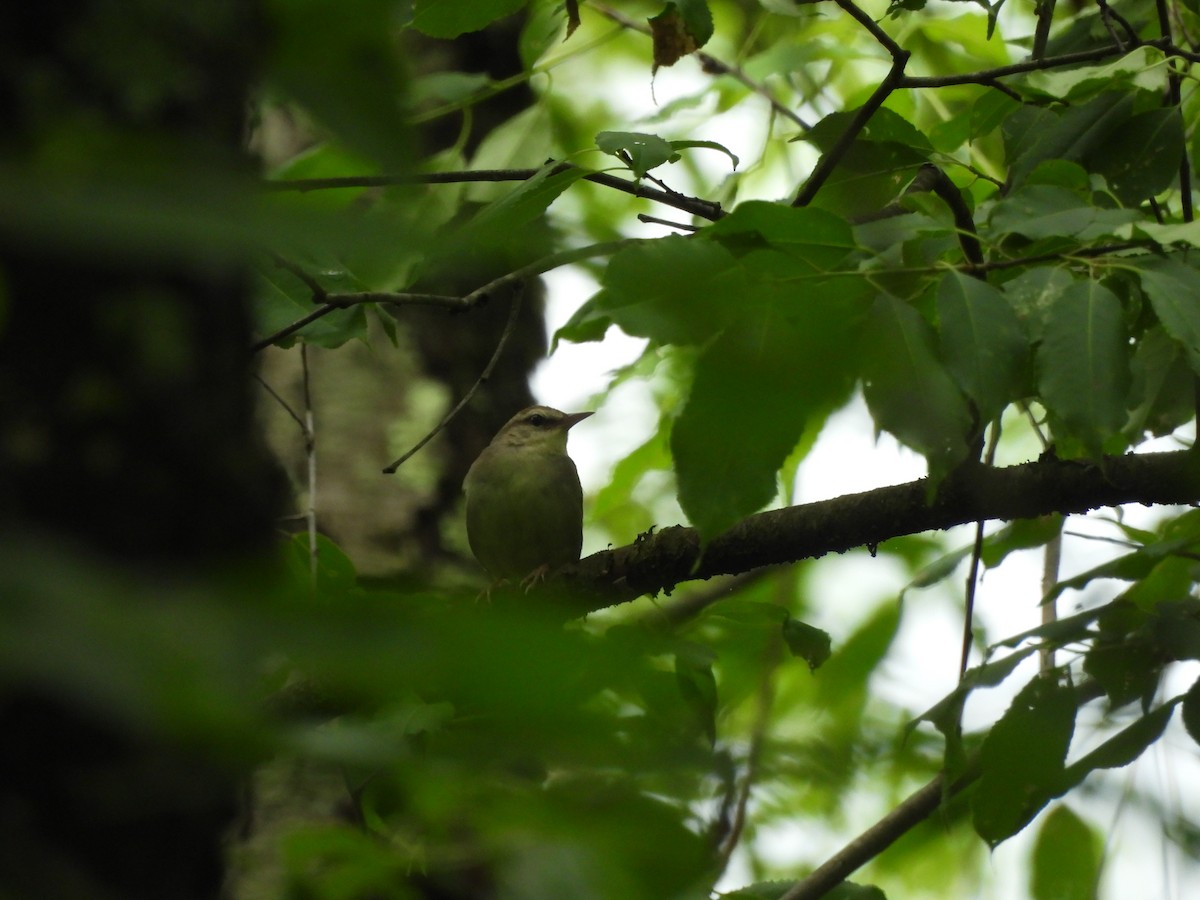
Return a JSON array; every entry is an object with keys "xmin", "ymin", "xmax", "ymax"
[{"xmin": 528, "ymin": 413, "xmax": 547, "ymax": 426}]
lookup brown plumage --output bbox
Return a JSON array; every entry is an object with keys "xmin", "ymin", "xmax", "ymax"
[{"xmin": 464, "ymin": 405, "xmax": 592, "ymax": 582}]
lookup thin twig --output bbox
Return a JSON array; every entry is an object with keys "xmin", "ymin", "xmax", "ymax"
[
  {"xmin": 1032, "ymin": 0, "xmax": 1057, "ymax": 60},
  {"xmin": 793, "ymin": 0, "xmax": 909, "ymax": 208},
  {"xmin": 253, "ymin": 372, "xmax": 307, "ymax": 433},
  {"xmin": 900, "ymin": 38, "xmax": 1173, "ymax": 88},
  {"xmin": 637, "ymin": 212, "xmax": 700, "ymax": 231},
  {"xmin": 1155, "ymin": 0, "xmax": 1194, "ymax": 223},
  {"xmin": 271, "ymin": 252, "xmax": 327, "ymax": 299},
  {"xmin": 793, "ymin": 54, "xmax": 909, "ymax": 207},
  {"xmin": 903, "ymin": 164, "xmax": 984, "ymax": 269},
  {"xmin": 263, "ymin": 170, "xmax": 542, "ymax": 190},
  {"xmin": 325, "ymin": 292, "xmax": 469, "ymax": 309},
  {"xmin": 300, "ymin": 344, "xmax": 318, "ymax": 588},
  {"xmin": 256, "ymin": 240, "xmax": 641, "ymax": 360},
  {"xmin": 778, "ymin": 680, "xmax": 1107, "ymax": 900},
  {"xmin": 250, "ymin": 294, "xmax": 470, "ymax": 353},
  {"xmin": 381, "ymin": 284, "xmax": 527, "ymax": 474},
  {"xmin": 1099, "ymin": 0, "xmax": 1141, "ymax": 46},
  {"xmin": 777, "ymin": 763, "xmax": 977, "ymax": 900},
  {"xmin": 715, "ymin": 641, "xmax": 778, "ymax": 873},
  {"xmin": 587, "ymin": 0, "xmax": 811, "ymax": 130},
  {"xmin": 459, "ymin": 239, "xmax": 643, "ymax": 309},
  {"xmin": 1040, "ymin": 529, "xmax": 1063, "ymax": 672},
  {"xmin": 266, "ymin": 162, "xmax": 725, "ymax": 221},
  {"xmin": 959, "ymin": 422, "xmax": 1001, "ymax": 678},
  {"xmin": 250, "ymin": 303, "xmax": 340, "ymax": 353},
  {"xmin": 646, "ymin": 568, "xmax": 781, "ymax": 629},
  {"xmin": 834, "ymin": 0, "xmax": 907, "ymax": 58}
]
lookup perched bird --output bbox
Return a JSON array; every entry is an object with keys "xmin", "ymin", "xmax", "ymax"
[{"xmin": 464, "ymin": 405, "xmax": 593, "ymax": 586}]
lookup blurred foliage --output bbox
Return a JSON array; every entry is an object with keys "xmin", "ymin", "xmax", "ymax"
[{"xmin": 7, "ymin": 0, "xmax": 1200, "ymax": 898}]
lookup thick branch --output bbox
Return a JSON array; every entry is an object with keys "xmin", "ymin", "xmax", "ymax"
[{"xmin": 554, "ymin": 450, "xmax": 1200, "ymax": 613}]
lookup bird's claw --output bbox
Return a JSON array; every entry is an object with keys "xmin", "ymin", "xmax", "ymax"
[{"xmin": 519, "ymin": 564, "xmax": 551, "ymax": 593}]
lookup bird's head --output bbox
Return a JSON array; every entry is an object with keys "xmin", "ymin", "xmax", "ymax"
[{"xmin": 492, "ymin": 405, "xmax": 593, "ymax": 453}]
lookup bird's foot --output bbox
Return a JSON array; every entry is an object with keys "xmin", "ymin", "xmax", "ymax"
[{"xmin": 519, "ymin": 564, "xmax": 552, "ymax": 593}]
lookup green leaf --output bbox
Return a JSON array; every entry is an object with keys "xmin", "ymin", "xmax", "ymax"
[
  {"xmin": 910, "ymin": 648, "xmax": 1036, "ymax": 754},
  {"xmin": 904, "ymin": 543, "xmax": 972, "ymax": 591},
  {"xmin": 672, "ymin": 0, "xmax": 715, "ymax": 44},
  {"xmin": 1057, "ymin": 702, "xmax": 1175, "ymax": 793},
  {"xmin": 862, "ymin": 294, "xmax": 972, "ymax": 475},
  {"xmin": 1045, "ymin": 544, "xmax": 1170, "ymax": 604},
  {"xmin": 817, "ymin": 603, "xmax": 902, "ymax": 716},
  {"xmin": 670, "ymin": 139, "xmax": 740, "ymax": 170},
  {"xmin": 671, "ymin": 317, "xmax": 809, "ymax": 538},
  {"xmin": 803, "ymin": 108, "xmax": 931, "ymax": 217},
  {"xmin": 410, "ymin": 0, "xmax": 529, "ymax": 38},
  {"xmin": 973, "ymin": 676, "xmax": 1077, "ymax": 847},
  {"xmin": 1030, "ymin": 805, "xmax": 1102, "ymax": 900},
  {"xmin": 1139, "ymin": 257, "xmax": 1200, "ymax": 374},
  {"xmin": 671, "ymin": 275, "xmax": 867, "ymax": 538},
  {"xmin": 1003, "ymin": 92, "xmax": 1127, "ymax": 191},
  {"xmin": 971, "ymin": 91, "xmax": 1021, "ymax": 141},
  {"xmin": 782, "ymin": 618, "xmax": 832, "ymax": 671},
  {"xmin": 826, "ymin": 885, "xmax": 888, "ymax": 900},
  {"xmin": 1183, "ymin": 677, "xmax": 1200, "ymax": 746},
  {"xmin": 1129, "ymin": 219, "xmax": 1200, "ymax": 248},
  {"xmin": 268, "ymin": 0, "xmax": 412, "ymax": 170},
  {"xmin": 809, "ymin": 106, "xmax": 933, "ymax": 153},
  {"xmin": 1002, "ymin": 91, "xmax": 1179, "ymax": 202},
  {"xmin": 520, "ymin": 0, "xmax": 572, "ymax": 67},
  {"xmin": 1126, "ymin": 326, "xmax": 1195, "ymax": 440},
  {"xmin": 455, "ymin": 163, "xmax": 587, "ymax": 253},
  {"xmin": 596, "ymin": 131, "xmax": 679, "ymax": 178},
  {"xmin": 555, "ymin": 303, "xmax": 613, "ymax": 344},
  {"xmin": 1002, "ymin": 266, "xmax": 1073, "ymax": 343},
  {"xmin": 675, "ymin": 647, "xmax": 718, "ymax": 745},
  {"xmin": 1150, "ymin": 598, "xmax": 1200, "ymax": 662},
  {"xmin": 1026, "ymin": 159, "xmax": 1091, "ymax": 192},
  {"xmin": 707, "ymin": 202, "xmax": 857, "ymax": 271},
  {"xmin": 981, "ymin": 516, "xmax": 1064, "ymax": 568},
  {"xmin": 994, "ymin": 605, "xmax": 1105, "ymax": 651},
  {"xmin": 288, "ymin": 533, "xmax": 359, "ymax": 596},
  {"xmin": 937, "ymin": 271, "xmax": 1029, "ymax": 423},
  {"xmin": 648, "ymin": 0, "xmax": 714, "ymax": 70},
  {"xmin": 1094, "ymin": 107, "xmax": 1184, "ymax": 204},
  {"xmin": 988, "ymin": 185, "xmax": 1139, "ymax": 240},
  {"xmin": 1035, "ymin": 279, "xmax": 1129, "ymax": 455},
  {"xmin": 1117, "ymin": 554, "xmax": 1198, "ymax": 611},
  {"xmin": 1022, "ymin": 47, "xmax": 1169, "ymax": 102},
  {"xmin": 1003, "ymin": 87, "xmax": 1180, "ymax": 200},
  {"xmin": 719, "ymin": 881, "xmax": 800, "ymax": 899},
  {"xmin": 1083, "ymin": 636, "xmax": 1161, "ymax": 709},
  {"xmin": 591, "ymin": 235, "xmax": 740, "ymax": 344},
  {"xmin": 254, "ymin": 266, "xmax": 368, "ymax": 349},
  {"xmin": 411, "ymin": 71, "xmax": 492, "ymax": 106}
]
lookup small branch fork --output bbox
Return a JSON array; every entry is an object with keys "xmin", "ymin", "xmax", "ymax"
[
  {"xmin": 251, "ymin": 240, "xmax": 641, "ymax": 353},
  {"xmin": 382, "ymin": 281, "xmax": 526, "ymax": 474}
]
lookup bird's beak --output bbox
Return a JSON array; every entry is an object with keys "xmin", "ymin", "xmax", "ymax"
[{"xmin": 562, "ymin": 411, "xmax": 594, "ymax": 430}]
